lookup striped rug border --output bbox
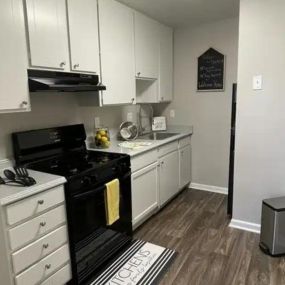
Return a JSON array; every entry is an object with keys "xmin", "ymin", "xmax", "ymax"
[
  {"xmin": 89, "ymin": 239, "xmax": 177, "ymax": 285},
  {"xmin": 91, "ymin": 240, "xmax": 146, "ymax": 285}
]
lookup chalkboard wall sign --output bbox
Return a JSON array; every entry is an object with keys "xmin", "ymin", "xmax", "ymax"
[{"xmin": 197, "ymin": 48, "xmax": 225, "ymax": 92}]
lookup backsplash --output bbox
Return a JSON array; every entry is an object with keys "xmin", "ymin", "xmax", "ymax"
[{"xmin": 0, "ymin": 93, "xmax": 123, "ymax": 159}]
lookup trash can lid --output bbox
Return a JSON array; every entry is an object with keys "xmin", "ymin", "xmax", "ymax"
[{"xmin": 263, "ymin": 196, "xmax": 285, "ymax": 211}]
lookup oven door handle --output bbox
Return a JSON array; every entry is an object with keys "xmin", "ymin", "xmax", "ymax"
[{"xmin": 73, "ymin": 184, "xmax": 106, "ymax": 200}]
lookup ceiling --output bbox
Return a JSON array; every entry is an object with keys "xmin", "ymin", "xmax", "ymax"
[{"xmin": 117, "ymin": 0, "xmax": 240, "ymax": 28}]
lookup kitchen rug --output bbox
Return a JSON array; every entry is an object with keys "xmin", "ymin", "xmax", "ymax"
[{"xmin": 90, "ymin": 239, "xmax": 177, "ymax": 285}]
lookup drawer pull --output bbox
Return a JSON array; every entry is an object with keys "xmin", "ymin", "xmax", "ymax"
[
  {"xmin": 38, "ymin": 200, "xmax": 44, "ymax": 205},
  {"xmin": 43, "ymin": 243, "xmax": 49, "ymax": 249},
  {"xmin": 40, "ymin": 222, "xmax": 46, "ymax": 227},
  {"xmin": 45, "ymin": 264, "xmax": 51, "ymax": 270}
]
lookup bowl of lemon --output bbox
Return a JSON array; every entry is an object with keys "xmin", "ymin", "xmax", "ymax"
[{"xmin": 94, "ymin": 128, "xmax": 110, "ymax": 148}]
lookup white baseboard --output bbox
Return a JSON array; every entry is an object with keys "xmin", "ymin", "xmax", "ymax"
[
  {"xmin": 229, "ymin": 219, "xmax": 261, "ymax": 234},
  {"xmin": 190, "ymin": 182, "xmax": 228, "ymax": 195}
]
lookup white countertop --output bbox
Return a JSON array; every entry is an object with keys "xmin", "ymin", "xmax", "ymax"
[
  {"xmin": 0, "ymin": 168, "xmax": 66, "ymax": 206},
  {"xmin": 88, "ymin": 125, "xmax": 193, "ymax": 157}
]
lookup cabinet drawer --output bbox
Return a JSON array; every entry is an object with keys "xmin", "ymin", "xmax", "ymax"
[
  {"xmin": 41, "ymin": 263, "xmax": 72, "ymax": 285},
  {"xmin": 12, "ymin": 225, "xmax": 68, "ymax": 274},
  {"xmin": 15, "ymin": 244, "xmax": 70, "ymax": 285},
  {"xmin": 131, "ymin": 149, "xmax": 157, "ymax": 172},
  {"xmin": 179, "ymin": 136, "xmax": 191, "ymax": 149},
  {"xmin": 158, "ymin": 141, "xmax": 178, "ymax": 157},
  {"xmin": 9, "ymin": 205, "xmax": 66, "ymax": 251},
  {"xmin": 6, "ymin": 185, "xmax": 65, "ymax": 226}
]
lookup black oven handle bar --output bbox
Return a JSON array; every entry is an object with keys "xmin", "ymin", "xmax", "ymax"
[
  {"xmin": 73, "ymin": 184, "xmax": 107, "ymax": 200},
  {"xmin": 73, "ymin": 171, "xmax": 131, "ymax": 200}
]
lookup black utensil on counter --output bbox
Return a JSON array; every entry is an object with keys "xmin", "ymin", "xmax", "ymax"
[
  {"xmin": 14, "ymin": 166, "xmax": 36, "ymax": 185},
  {"xmin": 0, "ymin": 176, "xmax": 5, "ymax": 185},
  {"xmin": 3, "ymin": 169, "xmax": 27, "ymax": 186}
]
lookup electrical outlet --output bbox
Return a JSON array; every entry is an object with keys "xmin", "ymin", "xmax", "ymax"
[
  {"xmin": 94, "ymin": 117, "xmax": 100, "ymax": 127},
  {"xmin": 170, "ymin": 109, "xmax": 175, "ymax": 118},
  {"xmin": 127, "ymin": 112, "xmax": 133, "ymax": 122}
]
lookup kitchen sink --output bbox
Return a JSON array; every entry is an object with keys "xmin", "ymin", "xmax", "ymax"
[{"xmin": 138, "ymin": 132, "xmax": 178, "ymax": 140}]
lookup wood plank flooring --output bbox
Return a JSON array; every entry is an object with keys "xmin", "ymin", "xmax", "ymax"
[{"xmin": 134, "ymin": 189, "xmax": 285, "ymax": 285}]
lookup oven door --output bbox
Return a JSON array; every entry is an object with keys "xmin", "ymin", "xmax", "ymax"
[{"xmin": 68, "ymin": 173, "xmax": 132, "ymax": 284}]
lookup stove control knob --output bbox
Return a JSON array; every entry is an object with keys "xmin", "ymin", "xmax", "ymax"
[
  {"xmin": 82, "ymin": 177, "xmax": 91, "ymax": 186},
  {"xmin": 90, "ymin": 175, "xmax": 98, "ymax": 182}
]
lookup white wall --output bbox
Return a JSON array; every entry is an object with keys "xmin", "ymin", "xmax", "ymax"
[
  {"xmin": 0, "ymin": 93, "xmax": 122, "ymax": 159},
  {"xmin": 156, "ymin": 17, "xmax": 239, "ymax": 188},
  {"xmin": 233, "ymin": 0, "xmax": 285, "ymax": 225}
]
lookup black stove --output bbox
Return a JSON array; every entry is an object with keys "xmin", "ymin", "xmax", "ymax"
[{"xmin": 12, "ymin": 124, "xmax": 132, "ymax": 285}]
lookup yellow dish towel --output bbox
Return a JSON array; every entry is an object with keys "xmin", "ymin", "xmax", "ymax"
[{"xmin": 104, "ymin": 179, "xmax": 120, "ymax": 226}]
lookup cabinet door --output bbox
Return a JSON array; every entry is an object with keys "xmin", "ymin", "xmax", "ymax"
[
  {"xmin": 159, "ymin": 150, "xmax": 179, "ymax": 206},
  {"xmin": 98, "ymin": 0, "xmax": 136, "ymax": 105},
  {"xmin": 0, "ymin": 0, "xmax": 30, "ymax": 112},
  {"xmin": 179, "ymin": 145, "xmax": 192, "ymax": 188},
  {"xmin": 67, "ymin": 0, "xmax": 100, "ymax": 74},
  {"xmin": 159, "ymin": 24, "xmax": 173, "ymax": 102},
  {"xmin": 134, "ymin": 12, "xmax": 159, "ymax": 79},
  {"xmin": 26, "ymin": 0, "xmax": 69, "ymax": 70},
  {"xmin": 132, "ymin": 163, "xmax": 158, "ymax": 228}
]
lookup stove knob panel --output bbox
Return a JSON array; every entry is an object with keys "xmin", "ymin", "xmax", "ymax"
[{"xmin": 82, "ymin": 176, "xmax": 92, "ymax": 186}]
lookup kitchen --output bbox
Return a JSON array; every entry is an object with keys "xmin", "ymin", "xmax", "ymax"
[{"xmin": 1, "ymin": 0, "xmax": 285, "ymax": 284}]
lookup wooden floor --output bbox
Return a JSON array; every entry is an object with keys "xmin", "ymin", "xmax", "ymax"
[{"xmin": 134, "ymin": 189, "xmax": 285, "ymax": 285}]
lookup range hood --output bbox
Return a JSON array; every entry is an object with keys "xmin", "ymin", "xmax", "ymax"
[{"xmin": 28, "ymin": 69, "xmax": 106, "ymax": 92}]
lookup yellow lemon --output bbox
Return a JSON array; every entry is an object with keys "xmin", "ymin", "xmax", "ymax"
[
  {"xmin": 104, "ymin": 141, "xmax": 110, "ymax": 147},
  {"xmin": 99, "ymin": 130, "xmax": 106, "ymax": 136},
  {"xmin": 96, "ymin": 134, "xmax": 101, "ymax": 140},
  {"xmin": 101, "ymin": 136, "xmax": 108, "ymax": 143}
]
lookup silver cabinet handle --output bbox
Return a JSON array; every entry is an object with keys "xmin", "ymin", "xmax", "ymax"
[
  {"xmin": 40, "ymin": 222, "xmax": 46, "ymax": 227},
  {"xmin": 137, "ymin": 72, "xmax": 141, "ymax": 76},
  {"xmin": 45, "ymin": 264, "xmax": 51, "ymax": 270},
  {"xmin": 43, "ymin": 243, "xmax": 49, "ymax": 249},
  {"xmin": 131, "ymin": 98, "xmax": 135, "ymax": 103},
  {"xmin": 161, "ymin": 161, "xmax": 164, "ymax": 165},
  {"xmin": 73, "ymin": 63, "xmax": 79, "ymax": 69},
  {"xmin": 22, "ymin": 101, "xmax": 28, "ymax": 106},
  {"xmin": 38, "ymin": 200, "xmax": 44, "ymax": 205},
  {"xmin": 60, "ymin": 61, "xmax": 66, "ymax": 67}
]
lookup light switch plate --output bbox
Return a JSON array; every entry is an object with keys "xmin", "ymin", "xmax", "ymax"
[
  {"xmin": 170, "ymin": 109, "xmax": 175, "ymax": 118},
  {"xmin": 253, "ymin": 75, "xmax": 263, "ymax": 90}
]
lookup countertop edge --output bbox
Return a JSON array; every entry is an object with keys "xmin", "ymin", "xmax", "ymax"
[
  {"xmin": 129, "ymin": 132, "xmax": 192, "ymax": 157},
  {"xmin": 0, "ymin": 177, "xmax": 66, "ymax": 206}
]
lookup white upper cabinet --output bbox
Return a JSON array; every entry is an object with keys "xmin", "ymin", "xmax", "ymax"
[
  {"xmin": 67, "ymin": 0, "xmax": 100, "ymax": 74},
  {"xmin": 25, "ymin": 0, "xmax": 69, "ymax": 70},
  {"xmin": 134, "ymin": 12, "xmax": 160, "ymax": 79},
  {"xmin": 0, "ymin": 0, "xmax": 30, "ymax": 112},
  {"xmin": 159, "ymin": 24, "xmax": 173, "ymax": 102},
  {"xmin": 98, "ymin": 0, "xmax": 136, "ymax": 105}
]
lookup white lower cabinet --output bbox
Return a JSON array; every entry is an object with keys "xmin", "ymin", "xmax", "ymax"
[
  {"xmin": 131, "ymin": 136, "xmax": 191, "ymax": 228},
  {"xmin": 179, "ymin": 144, "xmax": 192, "ymax": 188},
  {"xmin": 0, "ymin": 184, "xmax": 71, "ymax": 285},
  {"xmin": 159, "ymin": 150, "xmax": 179, "ymax": 206},
  {"xmin": 131, "ymin": 162, "xmax": 158, "ymax": 229}
]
